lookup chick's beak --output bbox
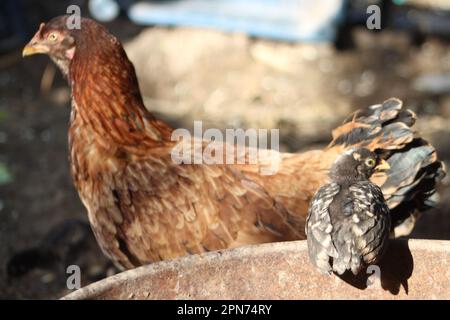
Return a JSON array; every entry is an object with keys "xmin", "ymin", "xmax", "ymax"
[{"xmin": 376, "ymin": 159, "xmax": 391, "ymax": 171}]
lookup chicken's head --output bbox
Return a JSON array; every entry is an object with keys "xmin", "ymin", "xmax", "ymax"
[{"xmin": 22, "ymin": 16, "xmax": 79, "ymax": 76}]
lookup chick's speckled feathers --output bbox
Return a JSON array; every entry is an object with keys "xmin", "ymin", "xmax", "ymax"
[
  {"xmin": 306, "ymin": 149, "xmax": 391, "ymax": 275},
  {"xmin": 23, "ymin": 16, "xmax": 445, "ymax": 269}
]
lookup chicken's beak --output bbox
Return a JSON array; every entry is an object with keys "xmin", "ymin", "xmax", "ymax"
[
  {"xmin": 375, "ymin": 159, "xmax": 391, "ymax": 172},
  {"xmin": 23, "ymin": 25, "xmax": 49, "ymax": 57},
  {"xmin": 22, "ymin": 42, "xmax": 49, "ymax": 57}
]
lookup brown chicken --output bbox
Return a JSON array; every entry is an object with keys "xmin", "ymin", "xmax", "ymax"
[{"xmin": 23, "ymin": 16, "xmax": 444, "ymax": 270}]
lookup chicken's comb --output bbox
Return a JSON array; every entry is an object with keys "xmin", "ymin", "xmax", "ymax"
[{"xmin": 37, "ymin": 23, "xmax": 46, "ymax": 37}]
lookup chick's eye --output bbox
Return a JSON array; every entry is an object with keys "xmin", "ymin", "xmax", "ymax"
[
  {"xmin": 365, "ymin": 158, "xmax": 376, "ymax": 167},
  {"xmin": 48, "ymin": 33, "xmax": 58, "ymax": 42}
]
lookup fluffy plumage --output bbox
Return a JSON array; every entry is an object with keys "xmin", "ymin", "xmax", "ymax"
[
  {"xmin": 306, "ymin": 148, "xmax": 391, "ymax": 275},
  {"xmin": 23, "ymin": 16, "xmax": 445, "ymax": 270}
]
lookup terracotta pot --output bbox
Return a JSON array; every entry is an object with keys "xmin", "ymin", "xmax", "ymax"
[{"xmin": 62, "ymin": 239, "xmax": 450, "ymax": 299}]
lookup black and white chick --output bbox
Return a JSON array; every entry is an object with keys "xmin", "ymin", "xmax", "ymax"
[{"xmin": 306, "ymin": 148, "xmax": 391, "ymax": 275}]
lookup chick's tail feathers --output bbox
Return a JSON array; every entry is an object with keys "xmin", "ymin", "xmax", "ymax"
[{"xmin": 328, "ymin": 98, "xmax": 446, "ymax": 237}]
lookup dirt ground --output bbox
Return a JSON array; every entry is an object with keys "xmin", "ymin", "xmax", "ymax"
[{"xmin": 1, "ymin": 6, "xmax": 449, "ymax": 299}]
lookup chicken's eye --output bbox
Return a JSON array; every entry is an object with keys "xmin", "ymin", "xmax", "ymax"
[
  {"xmin": 48, "ymin": 33, "xmax": 58, "ymax": 42},
  {"xmin": 365, "ymin": 158, "xmax": 376, "ymax": 167}
]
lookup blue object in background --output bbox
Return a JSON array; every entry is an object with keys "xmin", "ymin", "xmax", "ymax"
[{"xmin": 120, "ymin": 0, "xmax": 345, "ymax": 43}]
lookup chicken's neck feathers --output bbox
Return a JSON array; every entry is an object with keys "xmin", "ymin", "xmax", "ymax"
[{"xmin": 68, "ymin": 38, "xmax": 172, "ymax": 154}]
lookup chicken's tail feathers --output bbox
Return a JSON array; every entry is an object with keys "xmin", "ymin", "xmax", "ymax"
[
  {"xmin": 328, "ymin": 98, "xmax": 446, "ymax": 237},
  {"xmin": 329, "ymin": 98, "xmax": 415, "ymax": 150}
]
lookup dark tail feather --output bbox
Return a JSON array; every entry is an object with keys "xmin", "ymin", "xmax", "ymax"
[{"xmin": 329, "ymin": 98, "xmax": 446, "ymax": 237}]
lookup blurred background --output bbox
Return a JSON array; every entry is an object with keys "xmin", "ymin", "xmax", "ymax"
[{"xmin": 0, "ymin": 0, "xmax": 449, "ymax": 299}]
